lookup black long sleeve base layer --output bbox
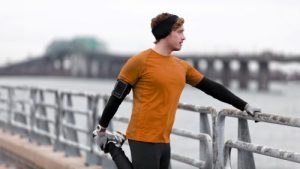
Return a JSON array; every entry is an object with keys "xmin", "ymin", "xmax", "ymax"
[
  {"xmin": 195, "ymin": 77, "xmax": 247, "ymax": 111},
  {"xmin": 99, "ymin": 80, "xmax": 132, "ymax": 127}
]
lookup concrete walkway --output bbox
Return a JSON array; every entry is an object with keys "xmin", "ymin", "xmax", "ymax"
[{"xmin": 0, "ymin": 130, "xmax": 101, "ymax": 169}]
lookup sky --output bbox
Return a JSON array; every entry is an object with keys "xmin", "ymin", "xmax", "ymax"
[{"xmin": 1, "ymin": 0, "xmax": 300, "ymax": 66}]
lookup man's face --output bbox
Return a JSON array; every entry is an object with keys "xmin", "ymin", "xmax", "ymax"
[{"xmin": 165, "ymin": 26, "xmax": 186, "ymax": 51}]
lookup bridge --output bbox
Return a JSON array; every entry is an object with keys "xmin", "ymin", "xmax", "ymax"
[
  {"xmin": 0, "ymin": 85, "xmax": 300, "ymax": 169},
  {"xmin": 0, "ymin": 51, "xmax": 300, "ymax": 91}
]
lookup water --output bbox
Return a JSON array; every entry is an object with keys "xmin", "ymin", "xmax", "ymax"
[{"xmin": 0, "ymin": 76, "xmax": 300, "ymax": 169}]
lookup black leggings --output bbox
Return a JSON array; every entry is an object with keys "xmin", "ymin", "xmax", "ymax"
[{"xmin": 108, "ymin": 140, "xmax": 171, "ymax": 169}]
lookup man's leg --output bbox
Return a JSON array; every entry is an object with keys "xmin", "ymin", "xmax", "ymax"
[
  {"xmin": 158, "ymin": 143, "xmax": 171, "ymax": 169},
  {"xmin": 128, "ymin": 139, "xmax": 171, "ymax": 169},
  {"xmin": 107, "ymin": 143, "xmax": 134, "ymax": 169},
  {"xmin": 95, "ymin": 130, "xmax": 133, "ymax": 169}
]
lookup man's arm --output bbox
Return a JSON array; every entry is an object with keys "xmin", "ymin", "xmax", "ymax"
[
  {"xmin": 195, "ymin": 77, "xmax": 261, "ymax": 121},
  {"xmin": 195, "ymin": 77, "xmax": 247, "ymax": 111},
  {"xmin": 98, "ymin": 79, "xmax": 132, "ymax": 128},
  {"xmin": 93, "ymin": 80, "xmax": 132, "ymax": 152},
  {"xmin": 195, "ymin": 77, "xmax": 261, "ymax": 117}
]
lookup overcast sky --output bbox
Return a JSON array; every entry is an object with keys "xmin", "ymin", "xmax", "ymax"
[{"xmin": 1, "ymin": 0, "xmax": 300, "ymax": 65}]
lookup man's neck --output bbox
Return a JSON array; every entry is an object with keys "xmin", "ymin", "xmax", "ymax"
[{"xmin": 153, "ymin": 42, "xmax": 172, "ymax": 56}]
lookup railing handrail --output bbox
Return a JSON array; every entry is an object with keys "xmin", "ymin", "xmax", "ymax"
[
  {"xmin": 224, "ymin": 140, "xmax": 300, "ymax": 165},
  {"xmin": 218, "ymin": 109, "xmax": 300, "ymax": 127},
  {"xmin": 0, "ymin": 85, "xmax": 214, "ymax": 169}
]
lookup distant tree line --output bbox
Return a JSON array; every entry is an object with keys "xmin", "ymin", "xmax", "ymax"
[{"xmin": 45, "ymin": 36, "xmax": 107, "ymax": 56}]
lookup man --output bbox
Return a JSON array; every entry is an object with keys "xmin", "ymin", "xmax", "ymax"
[{"xmin": 93, "ymin": 12, "xmax": 260, "ymax": 169}]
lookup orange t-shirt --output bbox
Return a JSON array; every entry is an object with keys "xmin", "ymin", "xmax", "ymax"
[{"xmin": 118, "ymin": 49, "xmax": 204, "ymax": 143}]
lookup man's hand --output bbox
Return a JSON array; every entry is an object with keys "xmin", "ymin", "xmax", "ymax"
[
  {"xmin": 93, "ymin": 125, "xmax": 108, "ymax": 151},
  {"xmin": 244, "ymin": 104, "xmax": 261, "ymax": 117},
  {"xmin": 244, "ymin": 104, "xmax": 261, "ymax": 123}
]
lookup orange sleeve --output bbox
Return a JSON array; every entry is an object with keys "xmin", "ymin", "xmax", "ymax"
[
  {"xmin": 117, "ymin": 55, "xmax": 144, "ymax": 86},
  {"xmin": 186, "ymin": 62, "xmax": 204, "ymax": 86}
]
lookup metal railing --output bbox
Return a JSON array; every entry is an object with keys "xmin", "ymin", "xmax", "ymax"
[
  {"xmin": 214, "ymin": 109, "xmax": 300, "ymax": 169},
  {"xmin": 1, "ymin": 85, "xmax": 300, "ymax": 169},
  {"xmin": 0, "ymin": 85, "xmax": 214, "ymax": 169}
]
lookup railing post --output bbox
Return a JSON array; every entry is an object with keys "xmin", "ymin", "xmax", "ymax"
[
  {"xmin": 63, "ymin": 93, "xmax": 81, "ymax": 157},
  {"xmin": 17, "ymin": 97, "xmax": 29, "ymax": 137},
  {"xmin": 29, "ymin": 88, "xmax": 38, "ymax": 142},
  {"xmin": 85, "ymin": 95, "xmax": 102, "ymax": 166},
  {"xmin": 237, "ymin": 119, "xmax": 256, "ymax": 169},
  {"xmin": 12, "ymin": 88, "xmax": 28, "ymax": 137},
  {"xmin": 0, "ymin": 87, "xmax": 6, "ymax": 129},
  {"xmin": 224, "ymin": 141, "xmax": 232, "ymax": 169},
  {"xmin": 54, "ymin": 90, "xmax": 64, "ymax": 151},
  {"xmin": 31, "ymin": 89, "xmax": 51, "ymax": 145},
  {"xmin": 6, "ymin": 87, "xmax": 14, "ymax": 132},
  {"xmin": 212, "ymin": 111, "xmax": 217, "ymax": 169},
  {"xmin": 200, "ymin": 113, "xmax": 212, "ymax": 136},
  {"xmin": 213, "ymin": 110, "xmax": 226, "ymax": 169},
  {"xmin": 200, "ymin": 112, "xmax": 212, "ymax": 168}
]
